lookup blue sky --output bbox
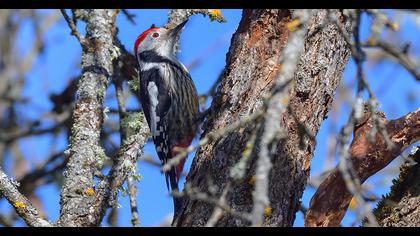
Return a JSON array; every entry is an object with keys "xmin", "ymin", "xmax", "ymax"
[{"xmin": 1, "ymin": 9, "xmax": 419, "ymax": 227}]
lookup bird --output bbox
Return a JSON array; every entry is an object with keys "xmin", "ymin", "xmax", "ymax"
[{"xmin": 134, "ymin": 20, "xmax": 199, "ymax": 216}]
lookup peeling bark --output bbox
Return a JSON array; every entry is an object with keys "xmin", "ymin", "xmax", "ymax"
[{"xmin": 305, "ymin": 109, "xmax": 420, "ymax": 227}]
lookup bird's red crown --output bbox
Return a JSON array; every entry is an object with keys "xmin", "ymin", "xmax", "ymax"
[{"xmin": 134, "ymin": 27, "xmax": 158, "ymax": 57}]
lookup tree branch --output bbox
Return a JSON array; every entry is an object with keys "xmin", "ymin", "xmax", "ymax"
[
  {"xmin": 127, "ymin": 176, "xmax": 140, "ymax": 227},
  {"xmin": 93, "ymin": 113, "xmax": 149, "ymax": 224},
  {"xmin": 363, "ymin": 40, "xmax": 420, "ymax": 81},
  {"xmin": 112, "ymin": 57, "xmax": 141, "ymax": 227},
  {"xmin": 166, "ymin": 9, "xmax": 225, "ymax": 53},
  {"xmin": 0, "ymin": 166, "xmax": 51, "ymax": 227},
  {"xmin": 58, "ymin": 9, "xmax": 117, "ymax": 226},
  {"xmin": 60, "ymin": 9, "xmax": 88, "ymax": 49},
  {"xmin": 305, "ymin": 108, "xmax": 420, "ymax": 227}
]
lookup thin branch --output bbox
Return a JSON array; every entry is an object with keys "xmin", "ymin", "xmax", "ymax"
[
  {"xmin": 166, "ymin": 9, "xmax": 226, "ymax": 28},
  {"xmin": 364, "ymin": 9, "xmax": 419, "ymax": 81},
  {"xmin": 161, "ymin": 109, "xmax": 264, "ymax": 173},
  {"xmin": 362, "ymin": 41, "xmax": 420, "ymax": 81},
  {"xmin": 0, "ymin": 213, "xmax": 13, "ymax": 227},
  {"xmin": 121, "ymin": 9, "xmax": 136, "ymax": 25},
  {"xmin": 337, "ymin": 9, "xmax": 379, "ymax": 227},
  {"xmin": 205, "ymin": 182, "xmax": 232, "ymax": 227},
  {"xmin": 113, "ymin": 63, "xmax": 141, "ymax": 227},
  {"xmin": 17, "ymin": 151, "xmax": 67, "ymax": 195},
  {"xmin": 305, "ymin": 9, "xmax": 388, "ymax": 227},
  {"xmin": 60, "ymin": 9, "xmax": 88, "ymax": 48},
  {"xmin": 335, "ymin": 107, "xmax": 379, "ymax": 226},
  {"xmin": 166, "ymin": 9, "xmax": 226, "ymax": 53},
  {"xmin": 127, "ymin": 176, "xmax": 140, "ymax": 227},
  {"xmin": 0, "ymin": 109, "xmax": 70, "ymax": 143},
  {"xmin": 96, "ymin": 117, "xmax": 150, "ymax": 216},
  {"xmin": 138, "ymin": 155, "xmax": 161, "ymax": 168},
  {"xmin": 172, "ymin": 183, "xmax": 252, "ymax": 223}
]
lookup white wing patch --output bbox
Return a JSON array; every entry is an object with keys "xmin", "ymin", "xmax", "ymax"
[
  {"xmin": 147, "ymin": 81, "xmax": 160, "ymax": 138},
  {"xmin": 140, "ymin": 62, "xmax": 163, "ymax": 72}
]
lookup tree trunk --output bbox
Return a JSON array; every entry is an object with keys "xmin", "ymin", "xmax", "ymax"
[{"xmin": 174, "ymin": 9, "xmax": 352, "ymax": 226}]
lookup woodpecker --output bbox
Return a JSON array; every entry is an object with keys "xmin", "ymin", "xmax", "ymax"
[{"xmin": 134, "ymin": 20, "xmax": 199, "ymax": 215}]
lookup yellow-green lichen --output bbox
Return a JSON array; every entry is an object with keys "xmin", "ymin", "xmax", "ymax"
[
  {"xmin": 93, "ymin": 145, "xmax": 109, "ymax": 168},
  {"xmin": 131, "ymin": 173, "xmax": 142, "ymax": 182},
  {"xmin": 209, "ymin": 9, "xmax": 226, "ymax": 23},
  {"xmin": 121, "ymin": 111, "xmax": 146, "ymax": 137},
  {"xmin": 127, "ymin": 74, "xmax": 140, "ymax": 93}
]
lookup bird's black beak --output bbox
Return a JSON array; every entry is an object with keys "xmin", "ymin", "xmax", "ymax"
[{"xmin": 169, "ymin": 19, "xmax": 188, "ymax": 38}]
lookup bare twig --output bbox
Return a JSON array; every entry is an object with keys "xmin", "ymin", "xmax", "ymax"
[
  {"xmin": 112, "ymin": 46, "xmax": 141, "ymax": 227},
  {"xmin": 337, "ymin": 9, "xmax": 379, "ymax": 227},
  {"xmin": 121, "ymin": 9, "xmax": 136, "ymax": 25},
  {"xmin": 362, "ymin": 41, "xmax": 419, "ymax": 81},
  {"xmin": 335, "ymin": 107, "xmax": 379, "ymax": 227},
  {"xmin": 0, "ymin": 213, "xmax": 13, "ymax": 227},
  {"xmin": 138, "ymin": 155, "xmax": 161, "ymax": 167},
  {"xmin": 17, "ymin": 151, "xmax": 67, "ymax": 195},
  {"xmin": 166, "ymin": 9, "xmax": 226, "ymax": 28},
  {"xmin": 161, "ymin": 109, "xmax": 264, "ymax": 173},
  {"xmin": 306, "ymin": 11, "xmax": 419, "ymax": 227},
  {"xmin": 172, "ymin": 183, "xmax": 252, "ymax": 223},
  {"xmin": 96, "ymin": 118, "xmax": 149, "ymax": 216},
  {"xmin": 305, "ymin": 9, "xmax": 384, "ymax": 227},
  {"xmin": 127, "ymin": 176, "xmax": 140, "ymax": 227},
  {"xmin": 365, "ymin": 9, "xmax": 419, "ymax": 82},
  {"xmin": 0, "ymin": 109, "xmax": 71, "ymax": 143},
  {"xmin": 205, "ymin": 182, "xmax": 232, "ymax": 227},
  {"xmin": 60, "ymin": 9, "xmax": 88, "ymax": 48}
]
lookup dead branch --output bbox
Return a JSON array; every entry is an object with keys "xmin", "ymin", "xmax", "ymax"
[{"xmin": 305, "ymin": 108, "xmax": 420, "ymax": 227}]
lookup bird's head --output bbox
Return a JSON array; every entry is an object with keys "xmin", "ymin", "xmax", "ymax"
[{"xmin": 134, "ymin": 20, "xmax": 188, "ymax": 60}]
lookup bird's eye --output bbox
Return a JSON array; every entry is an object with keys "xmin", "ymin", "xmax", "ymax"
[{"xmin": 152, "ymin": 32, "xmax": 159, "ymax": 38}]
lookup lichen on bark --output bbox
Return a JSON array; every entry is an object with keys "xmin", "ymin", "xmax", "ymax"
[{"xmin": 58, "ymin": 9, "xmax": 116, "ymax": 227}]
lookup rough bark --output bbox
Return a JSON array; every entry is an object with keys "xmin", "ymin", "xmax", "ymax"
[
  {"xmin": 173, "ymin": 9, "xmax": 352, "ymax": 226},
  {"xmin": 0, "ymin": 166, "xmax": 51, "ymax": 227},
  {"xmin": 58, "ymin": 9, "xmax": 116, "ymax": 227},
  {"xmin": 373, "ymin": 146, "xmax": 420, "ymax": 227}
]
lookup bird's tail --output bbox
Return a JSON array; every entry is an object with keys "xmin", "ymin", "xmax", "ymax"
[{"xmin": 168, "ymin": 168, "xmax": 182, "ymax": 218}]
